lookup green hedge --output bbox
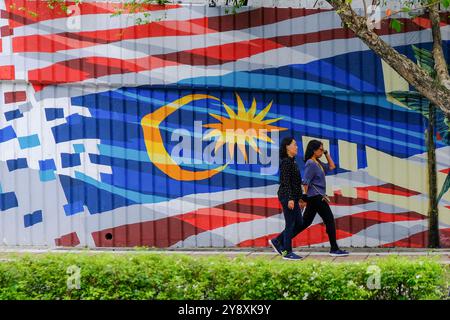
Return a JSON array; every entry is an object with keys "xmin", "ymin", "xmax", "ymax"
[{"xmin": 0, "ymin": 253, "xmax": 447, "ymax": 300}]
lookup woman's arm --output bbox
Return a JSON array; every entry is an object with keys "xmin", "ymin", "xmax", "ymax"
[
  {"xmin": 279, "ymin": 159, "xmax": 294, "ymax": 201},
  {"xmin": 302, "ymin": 161, "xmax": 314, "ymax": 197},
  {"xmin": 324, "ymin": 150, "xmax": 336, "ymax": 170}
]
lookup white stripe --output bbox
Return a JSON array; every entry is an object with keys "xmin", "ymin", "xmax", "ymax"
[
  {"xmin": 312, "ymin": 220, "xmax": 430, "ymax": 247},
  {"xmin": 171, "ymin": 217, "xmax": 430, "ymax": 248},
  {"xmin": 52, "ymin": 169, "xmax": 429, "ymax": 246},
  {"xmin": 1, "ymin": 11, "xmax": 341, "ymax": 71},
  {"xmin": 3, "ymin": 14, "xmax": 445, "ymax": 84},
  {"xmin": 32, "ymin": 25, "xmax": 447, "ymax": 98},
  {"xmin": 46, "ymin": 184, "xmax": 278, "ymax": 246},
  {"xmin": 11, "ymin": 6, "xmax": 217, "ymax": 36}
]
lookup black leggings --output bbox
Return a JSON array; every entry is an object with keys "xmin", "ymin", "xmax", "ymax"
[
  {"xmin": 295, "ymin": 195, "xmax": 339, "ymax": 251},
  {"xmin": 274, "ymin": 198, "xmax": 303, "ymax": 254}
]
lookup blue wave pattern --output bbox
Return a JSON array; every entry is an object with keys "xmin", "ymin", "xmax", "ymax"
[{"xmin": 48, "ymin": 46, "xmax": 443, "ymax": 215}]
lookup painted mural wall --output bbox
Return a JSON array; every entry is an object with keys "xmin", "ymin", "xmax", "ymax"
[{"xmin": 0, "ymin": 0, "xmax": 449, "ymax": 248}]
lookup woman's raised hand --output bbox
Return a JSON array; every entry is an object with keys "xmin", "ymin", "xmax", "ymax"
[{"xmin": 299, "ymin": 200, "xmax": 306, "ymax": 209}]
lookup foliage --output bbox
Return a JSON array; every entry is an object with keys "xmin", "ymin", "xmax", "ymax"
[
  {"xmin": 389, "ymin": 44, "xmax": 450, "ymax": 203},
  {"xmin": 0, "ymin": 253, "xmax": 447, "ymax": 300}
]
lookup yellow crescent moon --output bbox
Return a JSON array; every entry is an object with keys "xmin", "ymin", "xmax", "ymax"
[{"xmin": 141, "ymin": 94, "xmax": 228, "ymax": 181}]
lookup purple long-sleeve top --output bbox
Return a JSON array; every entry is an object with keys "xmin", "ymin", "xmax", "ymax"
[{"xmin": 302, "ymin": 159, "xmax": 330, "ymax": 197}]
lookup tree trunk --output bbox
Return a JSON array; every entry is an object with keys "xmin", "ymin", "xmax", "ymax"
[
  {"xmin": 430, "ymin": 4, "xmax": 450, "ymax": 85},
  {"xmin": 427, "ymin": 3, "xmax": 447, "ymax": 248},
  {"xmin": 427, "ymin": 104, "xmax": 440, "ymax": 248}
]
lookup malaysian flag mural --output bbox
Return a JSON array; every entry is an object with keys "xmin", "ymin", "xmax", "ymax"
[{"xmin": 0, "ymin": 0, "xmax": 449, "ymax": 248}]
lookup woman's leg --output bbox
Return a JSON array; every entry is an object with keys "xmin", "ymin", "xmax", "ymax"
[
  {"xmin": 276, "ymin": 200, "xmax": 301, "ymax": 254},
  {"xmin": 316, "ymin": 200, "xmax": 339, "ymax": 251},
  {"xmin": 272, "ymin": 200, "xmax": 286, "ymax": 248},
  {"xmin": 292, "ymin": 196, "xmax": 320, "ymax": 236},
  {"xmin": 288, "ymin": 202, "xmax": 304, "ymax": 247}
]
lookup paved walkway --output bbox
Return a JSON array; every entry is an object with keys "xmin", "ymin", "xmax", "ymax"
[{"xmin": 0, "ymin": 247, "xmax": 449, "ymax": 264}]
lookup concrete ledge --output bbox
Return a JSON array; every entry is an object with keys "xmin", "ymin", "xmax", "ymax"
[{"xmin": 0, "ymin": 247, "xmax": 449, "ymax": 264}]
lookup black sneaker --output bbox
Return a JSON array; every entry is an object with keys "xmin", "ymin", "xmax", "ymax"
[
  {"xmin": 282, "ymin": 252, "xmax": 304, "ymax": 260},
  {"xmin": 329, "ymin": 249, "xmax": 350, "ymax": 257},
  {"xmin": 268, "ymin": 238, "xmax": 282, "ymax": 255}
]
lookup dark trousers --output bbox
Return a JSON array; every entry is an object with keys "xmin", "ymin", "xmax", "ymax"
[
  {"xmin": 294, "ymin": 195, "xmax": 339, "ymax": 251},
  {"xmin": 273, "ymin": 198, "xmax": 303, "ymax": 254}
]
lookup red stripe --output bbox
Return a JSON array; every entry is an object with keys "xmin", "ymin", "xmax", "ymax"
[
  {"xmin": 174, "ymin": 197, "xmax": 284, "ymax": 231},
  {"xmin": 163, "ymin": 38, "xmax": 284, "ymax": 65},
  {"xmin": 0, "ymin": 65, "xmax": 15, "ymax": 80},
  {"xmin": 12, "ymin": 16, "xmax": 423, "ymax": 54},
  {"xmin": 54, "ymin": 232, "xmax": 80, "ymax": 247},
  {"xmin": 174, "ymin": 200, "xmax": 423, "ymax": 233},
  {"xmin": 439, "ymin": 168, "xmax": 450, "ymax": 174},
  {"xmin": 335, "ymin": 211, "xmax": 425, "ymax": 235},
  {"xmin": 238, "ymin": 228, "xmax": 354, "ymax": 247},
  {"xmin": 4, "ymin": 90, "xmax": 26, "ymax": 103},
  {"xmin": 11, "ymin": 7, "xmax": 326, "ymax": 53},
  {"xmin": 91, "ymin": 204, "xmax": 430, "ymax": 247},
  {"xmin": 175, "ymin": 208, "xmax": 265, "ymax": 230},
  {"xmin": 329, "ymin": 193, "xmax": 373, "ymax": 206},
  {"xmin": 238, "ymin": 210, "xmax": 426, "ymax": 247},
  {"xmin": 27, "ymin": 16, "xmax": 430, "ymax": 90},
  {"xmin": 293, "ymin": 228, "xmax": 353, "ymax": 247},
  {"xmin": 356, "ymin": 183, "xmax": 421, "ymax": 197},
  {"xmin": 350, "ymin": 210, "xmax": 425, "ymax": 222},
  {"xmin": 3, "ymin": 0, "xmax": 180, "ymax": 28},
  {"xmin": 28, "ymin": 56, "xmax": 178, "ymax": 85},
  {"xmin": 12, "ymin": 21, "xmax": 209, "ymax": 52},
  {"xmin": 231, "ymin": 197, "xmax": 282, "ymax": 210},
  {"xmin": 381, "ymin": 227, "xmax": 450, "ymax": 248},
  {"xmin": 0, "ymin": 25, "xmax": 13, "ymax": 36},
  {"xmin": 92, "ymin": 216, "xmax": 205, "ymax": 247},
  {"xmin": 12, "ymin": 12, "xmax": 425, "ymax": 54},
  {"xmin": 411, "ymin": 14, "xmax": 449, "ymax": 29},
  {"xmin": 216, "ymin": 202, "xmax": 281, "ymax": 217}
]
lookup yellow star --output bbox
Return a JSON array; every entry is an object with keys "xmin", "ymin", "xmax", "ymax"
[{"xmin": 203, "ymin": 92, "xmax": 287, "ymax": 162}]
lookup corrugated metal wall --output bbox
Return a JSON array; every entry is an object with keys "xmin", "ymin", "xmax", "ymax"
[{"xmin": 0, "ymin": 0, "xmax": 449, "ymax": 248}]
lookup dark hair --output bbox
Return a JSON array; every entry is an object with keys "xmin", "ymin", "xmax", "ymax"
[
  {"xmin": 304, "ymin": 139, "xmax": 323, "ymax": 162},
  {"xmin": 280, "ymin": 137, "xmax": 295, "ymax": 160}
]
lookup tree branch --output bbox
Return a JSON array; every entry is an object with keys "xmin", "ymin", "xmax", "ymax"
[
  {"xmin": 362, "ymin": 0, "xmax": 368, "ymax": 18},
  {"xmin": 325, "ymin": 0, "xmax": 450, "ymax": 115},
  {"xmin": 429, "ymin": 3, "xmax": 450, "ymax": 87},
  {"xmin": 377, "ymin": 0, "xmax": 441, "ymax": 22}
]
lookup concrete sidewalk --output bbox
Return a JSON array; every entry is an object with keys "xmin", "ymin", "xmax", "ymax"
[
  {"xmin": 0, "ymin": 247, "xmax": 449, "ymax": 264},
  {"xmin": 148, "ymin": 248, "xmax": 450, "ymax": 264}
]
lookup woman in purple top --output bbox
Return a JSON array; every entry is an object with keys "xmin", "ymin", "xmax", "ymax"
[{"xmin": 299, "ymin": 140, "xmax": 349, "ymax": 257}]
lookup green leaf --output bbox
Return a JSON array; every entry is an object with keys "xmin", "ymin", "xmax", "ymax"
[
  {"xmin": 434, "ymin": 108, "xmax": 450, "ymax": 145},
  {"xmin": 389, "ymin": 91, "xmax": 431, "ymax": 116},
  {"xmin": 389, "ymin": 91, "xmax": 450, "ymax": 145},
  {"xmin": 437, "ymin": 172, "xmax": 450, "ymax": 203},
  {"xmin": 0, "ymin": 253, "xmax": 446, "ymax": 300},
  {"xmin": 442, "ymin": 0, "xmax": 450, "ymax": 9},
  {"xmin": 411, "ymin": 45, "xmax": 437, "ymax": 78},
  {"xmin": 390, "ymin": 18, "xmax": 404, "ymax": 32}
]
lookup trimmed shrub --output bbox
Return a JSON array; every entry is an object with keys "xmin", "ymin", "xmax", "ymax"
[{"xmin": 0, "ymin": 253, "xmax": 447, "ymax": 300}]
